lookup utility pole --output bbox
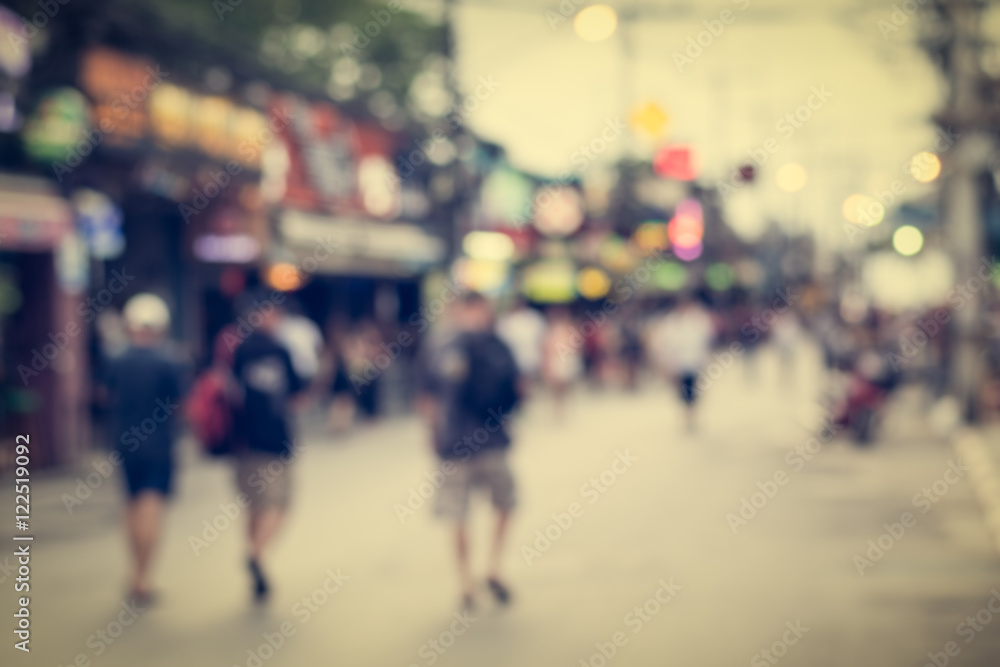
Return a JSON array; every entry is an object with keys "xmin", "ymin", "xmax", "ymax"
[
  {"xmin": 928, "ymin": 0, "xmax": 995, "ymax": 419},
  {"xmin": 441, "ymin": 0, "xmax": 468, "ymax": 263}
]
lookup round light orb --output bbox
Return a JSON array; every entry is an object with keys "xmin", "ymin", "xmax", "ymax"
[{"xmin": 574, "ymin": 5, "xmax": 618, "ymax": 42}]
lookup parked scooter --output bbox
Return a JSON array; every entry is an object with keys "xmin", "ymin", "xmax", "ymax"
[{"xmin": 833, "ymin": 351, "xmax": 898, "ymax": 445}]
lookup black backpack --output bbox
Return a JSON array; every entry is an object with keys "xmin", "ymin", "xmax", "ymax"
[{"xmin": 457, "ymin": 332, "xmax": 520, "ymax": 417}]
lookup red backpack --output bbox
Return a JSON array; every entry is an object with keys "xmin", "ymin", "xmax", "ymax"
[{"xmin": 184, "ymin": 368, "xmax": 238, "ymax": 457}]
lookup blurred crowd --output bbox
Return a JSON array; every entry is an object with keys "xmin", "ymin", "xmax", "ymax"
[{"xmin": 87, "ymin": 258, "xmax": 1000, "ymax": 609}]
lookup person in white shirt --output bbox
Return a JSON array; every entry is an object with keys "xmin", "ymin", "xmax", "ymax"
[
  {"xmin": 542, "ymin": 307, "xmax": 583, "ymax": 420},
  {"xmin": 772, "ymin": 310, "xmax": 802, "ymax": 386},
  {"xmin": 497, "ymin": 299, "xmax": 547, "ymax": 382},
  {"xmin": 654, "ymin": 296, "xmax": 715, "ymax": 430},
  {"xmin": 274, "ymin": 305, "xmax": 324, "ymax": 382}
]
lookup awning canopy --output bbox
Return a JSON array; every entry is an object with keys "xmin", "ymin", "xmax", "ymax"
[
  {"xmin": 0, "ymin": 175, "xmax": 73, "ymax": 251},
  {"xmin": 279, "ymin": 209, "xmax": 446, "ymax": 278}
]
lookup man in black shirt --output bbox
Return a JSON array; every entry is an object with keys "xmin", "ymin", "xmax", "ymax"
[
  {"xmin": 106, "ymin": 293, "xmax": 183, "ymax": 603},
  {"xmin": 418, "ymin": 292, "xmax": 521, "ymax": 609},
  {"xmin": 232, "ymin": 292, "xmax": 304, "ymax": 602}
]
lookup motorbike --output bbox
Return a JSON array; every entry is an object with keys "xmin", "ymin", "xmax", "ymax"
[{"xmin": 832, "ymin": 351, "xmax": 897, "ymax": 446}]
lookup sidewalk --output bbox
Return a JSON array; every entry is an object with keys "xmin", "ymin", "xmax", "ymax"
[{"xmin": 955, "ymin": 421, "xmax": 1000, "ymax": 556}]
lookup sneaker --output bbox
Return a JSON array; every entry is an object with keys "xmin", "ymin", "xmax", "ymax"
[
  {"xmin": 486, "ymin": 578, "xmax": 511, "ymax": 605},
  {"xmin": 248, "ymin": 558, "xmax": 269, "ymax": 603}
]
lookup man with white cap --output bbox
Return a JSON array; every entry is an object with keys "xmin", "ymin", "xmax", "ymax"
[{"xmin": 105, "ymin": 293, "xmax": 184, "ymax": 603}]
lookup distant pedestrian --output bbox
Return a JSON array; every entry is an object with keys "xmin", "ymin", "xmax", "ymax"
[
  {"xmin": 323, "ymin": 323, "xmax": 356, "ymax": 434},
  {"xmin": 620, "ymin": 314, "xmax": 645, "ymax": 391},
  {"xmin": 542, "ymin": 307, "xmax": 582, "ymax": 420},
  {"xmin": 231, "ymin": 292, "xmax": 304, "ymax": 602},
  {"xmin": 772, "ymin": 310, "xmax": 802, "ymax": 386},
  {"xmin": 654, "ymin": 296, "xmax": 715, "ymax": 430},
  {"xmin": 418, "ymin": 292, "xmax": 521, "ymax": 610},
  {"xmin": 105, "ymin": 293, "xmax": 184, "ymax": 604}
]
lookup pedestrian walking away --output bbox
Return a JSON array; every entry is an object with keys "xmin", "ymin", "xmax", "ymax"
[
  {"xmin": 231, "ymin": 291, "xmax": 305, "ymax": 603},
  {"xmin": 419, "ymin": 292, "xmax": 522, "ymax": 611},
  {"xmin": 104, "ymin": 293, "xmax": 186, "ymax": 605}
]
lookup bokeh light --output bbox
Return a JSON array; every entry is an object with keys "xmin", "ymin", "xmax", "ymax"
[
  {"xmin": 668, "ymin": 215, "xmax": 703, "ymax": 249},
  {"xmin": 653, "ymin": 145, "xmax": 698, "ymax": 181},
  {"xmin": 632, "ymin": 221, "xmax": 669, "ymax": 254},
  {"xmin": 653, "ymin": 261, "xmax": 688, "ymax": 291},
  {"xmin": 775, "ymin": 163, "xmax": 808, "ymax": 193},
  {"xmin": 842, "ymin": 194, "xmax": 885, "ymax": 226},
  {"xmin": 266, "ymin": 262, "xmax": 303, "ymax": 291},
  {"xmin": 892, "ymin": 225, "xmax": 924, "ymax": 256},
  {"xmin": 453, "ymin": 257, "xmax": 509, "ymax": 294},
  {"xmin": 533, "ymin": 186, "xmax": 585, "ymax": 237},
  {"xmin": 909, "ymin": 151, "xmax": 942, "ymax": 183},
  {"xmin": 706, "ymin": 263, "xmax": 735, "ymax": 291},
  {"xmin": 462, "ymin": 231, "xmax": 515, "ymax": 262},
  {"xmin": 629, "ymin": 101, "xmax": 669, "ymax": 139},
  {"xmin": 576, "ymin": 267, "xmax": 612, "ymax": 299},
  {"xmin": 574, "ymin": 5, "xmax": 618, "ymax": 42},
  {"xmin": 674, "ymin": 243, "xmax": 703, "ymax": 262}
]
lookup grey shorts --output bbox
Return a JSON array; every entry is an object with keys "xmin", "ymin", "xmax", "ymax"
[
  {"xmin": 435, "ymin": 449, "xmax": 516, "ymax": 522},
  {"xmin": 236, "ymin": 452, "xmax": 293, "ymax": 512}
]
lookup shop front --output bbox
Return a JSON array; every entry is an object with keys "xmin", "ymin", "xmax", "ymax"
[
  {"xmin": 266, "ymin": 94, "xmax": 447, "ymax": 330},
  {"xmin": 0, "ymin": 174, "xmax": 82, "ymax": 469}
]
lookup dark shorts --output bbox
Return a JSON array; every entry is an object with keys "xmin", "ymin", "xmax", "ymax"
[
  {"xmin": 122, "ymin": 457, "xmax": 173, "ymax": 499},
  {"xmin": 331, "ymin": 365, "xmax": 352, "ymax": 395},
  {"xmin": 679, "ymin": 372, "xmax": 698, "ymax": 405}
]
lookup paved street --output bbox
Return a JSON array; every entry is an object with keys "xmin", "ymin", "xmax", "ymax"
[{"xmin": 3, "ymin": 342, "xmax": 1000, "ymax": 667}]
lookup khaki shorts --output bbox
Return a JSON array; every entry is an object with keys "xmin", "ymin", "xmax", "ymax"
[
  {"xmin": 236, "ymin": 452, "xmax": 293, "ymax": 512},
  {"xmin": 435, "ymin": 449, "xmax": 516, "ymax": 522}
]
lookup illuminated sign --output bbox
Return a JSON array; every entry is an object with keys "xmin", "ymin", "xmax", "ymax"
[
  {"xmin": 280, "ymin": 95, "xmax": 357, "ymax": 207},
  {"xmin": 0, "ymin": 6, "xmax": 31, "ymax": 78},
  {"xmin": 21, "ymin": 87, "xmax": 89, "ymax": 163},
  {"xmin": 193, "ymin": 233, "xmax": 261, "ymax": 263},
  {"xmin": 80, "ymin": 47, "xmax": 269, "ymax": 166},
  {"xmin": 150, "ymin": 84, "xmax": 268, "ymax": 167},
  {"xmin": 654, "ymin": 145, "xmax": 698, "ymax": 181},
  {"xmin": 80, "ymin": 47, "xmax": 156, "ymax": 147}
]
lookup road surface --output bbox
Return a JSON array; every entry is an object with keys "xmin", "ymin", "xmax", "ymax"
[{"xmin": 3, "ymin": 342, "xmax": 999, "ymax": 667}]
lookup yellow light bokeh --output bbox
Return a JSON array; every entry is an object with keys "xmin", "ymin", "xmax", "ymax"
[
  {"xmin": 842, "ymin": 194, "xmax": 866, "ymax": 224},
  {"xmin": 861, "ymin": 201, "xmax": 885, "ymax": 226},
  {"xmin": 453, "ymin": 258, "xmax": 509, "ymax": 294},
  {"xmin": 893, "ymin": 225, "xmax": 924, "ymax": 256},
  {"xmin": 577, "ymin": 267, "xmax": 612, "ymax": 300},
  {"xmin": 633, "ymin": 221, "xmax": 669, "ymax": 253},
  {"xmin": 775, "ymin": 163, "xmax": 808, "ymax": 193},
  {"xmin": 574, "ymin": 5, "xmax": 618, "ymax": 42},
  {"xmin": 842, "ymin": 193, "xmax": 884, "ymax": 226},
  {"xmin": 462, "ymin": 231, "xmax": 515, "ymax": 262},
  {"xmin": 629, "ymin": 102, "xmax": 669, "ymax": 139},
  {"xmin": 909, "ymin": 151, "xmax": 942, "ymax": 183}
]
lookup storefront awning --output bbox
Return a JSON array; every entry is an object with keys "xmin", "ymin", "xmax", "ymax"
[
  {"xmin": 0, "ymin": 175, "xmax": 73, "ymax": 251},
  {"xmin": 279, "ymin": 209, "xmax": 446, "ymax": 277}
]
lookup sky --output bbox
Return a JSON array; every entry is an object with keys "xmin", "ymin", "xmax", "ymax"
[{"xmin": 445, "ymin": 0, "xmax": 953, "ymax": 244}]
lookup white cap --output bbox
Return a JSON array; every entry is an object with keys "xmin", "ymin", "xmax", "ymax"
[{"xmin": 123, "ymin": 293, "xmax": 170, "ymax": 332}]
